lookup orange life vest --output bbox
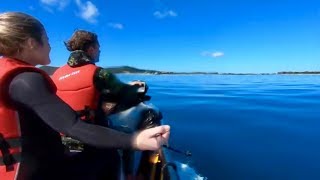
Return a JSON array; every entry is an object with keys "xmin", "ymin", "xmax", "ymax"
[
  {"xmin": 0, "ymin": 57, "xmax": 56, "ymax": 180},
  {"xmin": 51, "ymin": 64, "xmax": 100, "ymax": 121}
]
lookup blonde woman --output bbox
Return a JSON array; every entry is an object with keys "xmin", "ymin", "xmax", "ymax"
[{"xmin": 0, "ymin": 12, "xmax": 170, "ymax": 180}]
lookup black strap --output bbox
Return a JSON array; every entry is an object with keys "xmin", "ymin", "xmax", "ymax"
[
  {"xmin": 0, "ymin": 153, "xmax": 21, "ymax": 165},
  {"xmin": 3, "ymin": 138, "xmax": 21, "ymax": 149},
  {"xmin": 76, "ymin": 106, "xmax": 95, "ymax": 123},
  {"xmin": 0, "ymin": 133, "xmax": 21, "ymax": 171}
]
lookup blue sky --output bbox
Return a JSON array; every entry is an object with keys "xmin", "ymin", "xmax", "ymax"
[{"xmin": 1, "ymin": 0, "xmax": 319, "ymax": 73}]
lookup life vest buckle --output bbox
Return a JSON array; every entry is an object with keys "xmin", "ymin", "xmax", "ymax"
[{"xmin": 0, "ymin": 133, "xmax": 16, "ymax": 171}]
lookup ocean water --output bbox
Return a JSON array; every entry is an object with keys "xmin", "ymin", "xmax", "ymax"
[{"xmin": 118, "ymin": 74, "xmax": 320, "ymax": 180}]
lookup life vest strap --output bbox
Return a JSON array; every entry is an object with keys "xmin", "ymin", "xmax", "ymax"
[
  {"xmin": 0, "ymin": 134, "xmax": 21, "ymax": 171},
  {"xmin": 0, "ymin": 153, "xmax": 21, "ymax": 165}
]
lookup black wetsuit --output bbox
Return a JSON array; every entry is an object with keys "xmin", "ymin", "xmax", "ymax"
[{"xmin": 9, "ymin": 72, "xmax": 134, "ymax": 180}]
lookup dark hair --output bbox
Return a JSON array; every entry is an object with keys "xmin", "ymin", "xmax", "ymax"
[
  {"xmin": 64, "ymin": 30, "xmax": 98, "ymax": 52},
  {"xmin": 0, "ymin": 12, "xmax": 44, "ymax": 56}
]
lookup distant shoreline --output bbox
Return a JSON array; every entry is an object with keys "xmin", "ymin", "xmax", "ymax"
[{"xmin": 39, "ymin": 66, "xmax": 320, "ymax": 76}]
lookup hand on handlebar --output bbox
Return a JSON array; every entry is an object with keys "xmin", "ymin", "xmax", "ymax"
[
  {"xmin": 129, "ymin": 80, "xmax": 148, "ymax": 94},
  {"xmin": 132, "ymin": 125, "xmax": 170, "ymax": 151}
]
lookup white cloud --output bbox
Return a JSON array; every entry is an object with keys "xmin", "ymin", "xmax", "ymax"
[
  {"xmin": 212, "ymin": 52, "xmax": 224, "ymax": 58},
  {"xmin": 201, "ymin": 51, "xmax": 224, "ymax": 58},
  {"xmin": 29, "ymin": 6, "xmax": 35, "ymax": 10},
  {"xmin": 40, "ymin": 0, "xmax": 69, "ymax": 10},
  {"xmin": 108, "ymin": 23, "xmax": 124, "ymax": 30},
  {"xmin": 43, "ymin": 6, "xmax": 55, "ymax": 13},
  {"xmin": 40, "ymin": 0, "xmax": 57, "ymax": 5},
  {"xmin": 168, "ymin": 10, "xmax": 177, "ymax": 17},
  {"xmin": 153, "ymin": 10, "xmax": 177, "ymax": 19},
  {"xmin": 75, "ymin": 0, "xmax": 99, "ymax": 24}
]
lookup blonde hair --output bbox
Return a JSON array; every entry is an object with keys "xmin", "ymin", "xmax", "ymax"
[{"xmin": 0, "ymin": 12, "xmax": 44, "ymax": 56}]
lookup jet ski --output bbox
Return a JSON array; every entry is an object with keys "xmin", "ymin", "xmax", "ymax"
[{"xmin": 63, "ymin": 82, "xmax": 203, "ymax": 179}]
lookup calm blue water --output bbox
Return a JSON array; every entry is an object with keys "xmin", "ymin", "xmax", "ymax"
[{"xmin": 119, "ymin": 74, "xmax": 320, "ymax": 180}]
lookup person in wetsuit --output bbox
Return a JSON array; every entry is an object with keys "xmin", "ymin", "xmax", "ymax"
[
  {"xmin": 0, "ymin": 12, "xmax": 170, "ymax": 180},
  {"xmin": 51, "ymin": 30, "xmax": 153, "ymax": 126},
  {"xmin": 51, "ymin": 30, "xmax": 161, "ymax": 179}
]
